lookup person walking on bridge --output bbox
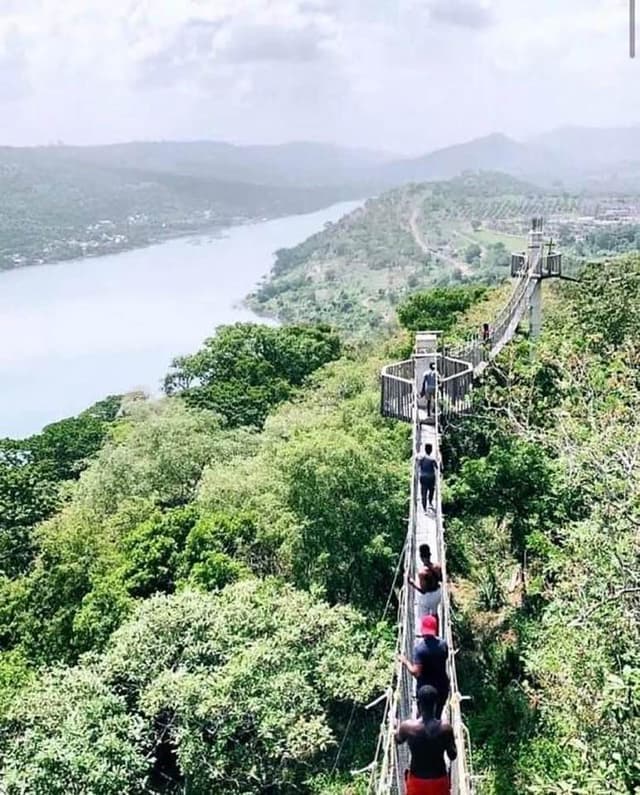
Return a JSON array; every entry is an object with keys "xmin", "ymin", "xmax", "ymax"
[
  {"xmin": 409, "ymin": 543, "xmax": 442, "ymax": 621},
  {"xmin": 395, "ymin": 684, "xmax": 456, "ymax": 795},
  {"xmin": 400, "ymin": 614, "xmax": 450, "ymax": 719},
  {"xmin": 420, "ymin": 362, "xmax": 437, "ymax": 417},
  {"xmin": 417, "ymin": 444, "xmax": 438, "ymax": 513}
]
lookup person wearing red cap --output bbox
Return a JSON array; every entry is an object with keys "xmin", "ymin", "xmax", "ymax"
[
  {"xmin": 400, "ymin": 614, "xmax": 450, "ymax": 719},
  {"xmin": 395, "ymin": 684, "xmax": 456, "ymax": 795}
]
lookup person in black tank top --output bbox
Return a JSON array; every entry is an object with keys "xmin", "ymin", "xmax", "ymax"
[{"xmin": 395, "ymin": 685, "xmax": 457, "ymax": 795}]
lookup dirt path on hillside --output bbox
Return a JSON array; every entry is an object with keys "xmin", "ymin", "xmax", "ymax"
[{"xmin": 409, "ymin": 208, "xmax": 472, "ymax": 275}]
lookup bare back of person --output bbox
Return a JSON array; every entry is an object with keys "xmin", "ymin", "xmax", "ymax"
[
  {"xmin": 402, "ymin": 717, "xmax": 455, "ymax": 779},
  {"xmin": 418, "ymin": 562, "xmax": 442, "ymax": 593}
]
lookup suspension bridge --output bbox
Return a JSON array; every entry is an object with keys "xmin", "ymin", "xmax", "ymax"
[{"xmin": 370, "ymin": 218, "xmax": 565, "ymax": 795}]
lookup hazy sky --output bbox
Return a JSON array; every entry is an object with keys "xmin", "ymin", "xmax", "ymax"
[{"xmin": 0, "ymin": 0, "xmax": 637, "ymax": 153}]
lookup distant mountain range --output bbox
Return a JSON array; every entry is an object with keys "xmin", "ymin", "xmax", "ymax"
[
  {"xmin": 2, "ymin": 126, "xmax": 640, "ymax": 272},
  {"xmin": 10, "ymin": 126, "xmax": 640, "ymax": 196},
  {"xmin": 376, "ymin": 133, "xmax": 563, "ymax": 186},
  {"xmin": 20, "ymin": 140, "xmax": 390, "ymax": 190},
  {"xmin": 375, "ymin": 127, "xmax": 640, "ymax": 190}
]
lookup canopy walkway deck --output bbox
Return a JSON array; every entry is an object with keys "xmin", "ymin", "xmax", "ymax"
[{"xmin": 371, "ymin": 219, "xmax": 564, "ymax": 795}]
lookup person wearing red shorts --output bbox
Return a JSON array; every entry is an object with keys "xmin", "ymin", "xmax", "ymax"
[{"xmin": 395, "ymin": 685, "xmax": 456, "ymax": 795}]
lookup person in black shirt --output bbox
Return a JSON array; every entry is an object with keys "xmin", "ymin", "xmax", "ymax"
[
  {"xmin": 395, "ymin": 685, "xmax": 456, "ymax": 795},
  {"xmin": 400, "ymin": 614, "xmax": 450, "ymax": 719},
  {"xmin": 416, "ymin": 443, "xmax": 438, "ymax": 513},
  {"xmin": 420, "ymin": 362, "xmax": 437, "ymax": 417}
]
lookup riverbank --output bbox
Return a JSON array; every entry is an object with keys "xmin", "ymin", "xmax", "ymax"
[{"xmin": 0, "ymin": 200, "xmax": 361, "ymax": 438}]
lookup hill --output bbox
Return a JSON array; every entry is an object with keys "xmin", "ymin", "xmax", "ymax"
[
  {"xmin": 377, "ymin": 128, "xmax": 640, "ymax": 191},
  {"xmin": 376, "ymin": 133, "xmax": 568, "ymax": 186},
  {"xmin": 0, "ymin": 143, "xmax": 367, "ymax": 270},
  {"xmin": 37, "ymin": 140, "xmax": 392, "ymax": 188},
  {"xmin": 6, "ymin": 127, "xmax": 640, "ymax": 275},
  {"xmin": 248, "ymin": 171, "xmax": 634, "ymax": 334}
]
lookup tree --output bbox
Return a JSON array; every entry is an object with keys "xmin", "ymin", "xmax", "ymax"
[
  {"xmin": 574, "ymin": 256, "xmax": 640, "ymax": 351},
  {"xmin": 26, "ymin": 414, "xmax": 111, "ymax": 481},
  {"xmin": 0, "ymin": 459, "xmax": 59, "ymax": 577},
  {"xmin": 279, "ymin": 430, "xmax": 406, "ymax": 610},
  {"xmin": 0, "ymin": 582, "xmax": 392, "ymax": 794},
  {"xmin": 464, "ymin": 243, "xmax": 482, "ymax": 264},
  {"xmin": 0, "ymin": 666, "xmax": 148, "ymax": 795},
  {"xmin": 397, "ymin": 286, "xmax": 487, "ymax": 334},
  {"xmin": 164, "ymin": 323, "xmax": 341, "ymax": 428},
  {"xmin": 74, "ymin": 400, "xmax": 225, "ymax": 516}
]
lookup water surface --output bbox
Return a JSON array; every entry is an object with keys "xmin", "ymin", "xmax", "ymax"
[{"xmin": 0, "ymin": 201, "xmax": 360, "ymax": 437}]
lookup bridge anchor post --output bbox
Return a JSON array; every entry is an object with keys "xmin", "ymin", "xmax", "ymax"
[{"xmin": 529, "ymin": 280, "xmax": 542, "ymax": 339}]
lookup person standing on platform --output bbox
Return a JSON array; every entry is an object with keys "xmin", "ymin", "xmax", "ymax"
[
  {"xmin": 417, "ymin": 444, "xmax": 438, "ymax": 513},
  {"xmin": 409, "ymin": 543, "xmax": 442, "ymax": 621},
  {"xmin": 400, "ymin": 614, "xmax": 450, "ymax": 719},
  {"xmin": 420, "ymin": 362, "xmax": 437, "ymax": 417},
  {"xmin": 395, "ymin": 684, "xmax": 456, "ymax": 795}
]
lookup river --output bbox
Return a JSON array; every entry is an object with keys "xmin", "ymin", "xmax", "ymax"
[{"xmin": 0, "ymin": 200, "xmax": 361, "ymax": 438}]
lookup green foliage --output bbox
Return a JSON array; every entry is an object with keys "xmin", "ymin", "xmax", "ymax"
[
  {"xmin": 448, "ymin": 437, "xmax": 557, "ymax": 557},
  {"xmin": 164, "ymin": 323, "xmax": 341, "ymax": 427},
  {"xmin": 75, "ymin": 399, "xmax": 227, "ymax": 514},
  {"xmin": 197, "ymin": 356, "xmax": 408, "ymax": 615},
  {"xmin": 447, "ymin": 262, "xmax": 640, "ymax": 793},
  {"xmin": 573, "ymin": 256, "xmax": 640, "ymax": 351},
  {"xmin": 0, "ymin": 581, "xmax": 392, "ymax": 794},
  {"xmin": 280, "ymin": 430, "xmax": 406, "ymax": 608},
  {"xmin": 0, "ymin": 461, "xmax": 58, "ymax": 577},
  {"xmin": 476, "ymin": 568, "xmax": 505, "ymax": 611},
  {"xmin": 121, "ymin": 505, "xmax": 199, "ymax": 597},
  {"xmin": 581, "ymin": 224, "xmax": 640, "ymax": 257},
  {"xmin": 1, "ymin": 666, "xmax": 149, "ymax": 794},
  {"xmin": 0, "ymin": 399, "xmax": 120, "ymax": 578},
  {"xmin": 178, "ymin": 511, "xmax": 256, "ymax": 590},
  {"xmin": 0, "ymin": 344, "xmax": 406, "ymax": 683},
  {"xmin": 397, "ymin": 285, "xmax": 487, "ymax": 334}
]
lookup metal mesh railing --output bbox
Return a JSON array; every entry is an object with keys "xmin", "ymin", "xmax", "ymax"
[
  {"xmin": 439, "ymin": 354, "xmax": 473, "ymax": 420},
  {"xmin": 380, "ymin": 360, "xmax": 414, "ymax": 422}
]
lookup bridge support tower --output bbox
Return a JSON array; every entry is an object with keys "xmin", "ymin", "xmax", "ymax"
[{"xmin": 511, "ymin": 217, "xmax": 563, "ymax": 341}]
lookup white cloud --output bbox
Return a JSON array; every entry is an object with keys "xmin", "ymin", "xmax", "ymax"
[
  {"xmin": 0, "ymin": 0, "xmax": 637, "ymax": 151},
  {"xmin": 428, "ymin": 0, "xmax": 494, "ymax": 29}
]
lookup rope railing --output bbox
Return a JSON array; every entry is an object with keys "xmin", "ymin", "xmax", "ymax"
[
  {"xmin": 370, "ymin": 397, "xmax": 419, "ymax": 795},
  {"xmin": 432, "ymin": 375, "xmax": 474, "ymax": 795},
  {"xmin": 375, "ymin": 269, "xmax": 539, "ymax": 795},
  {"xmin": 373, "ymin": 363, "xmax": 472, "ymax": 795}
]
